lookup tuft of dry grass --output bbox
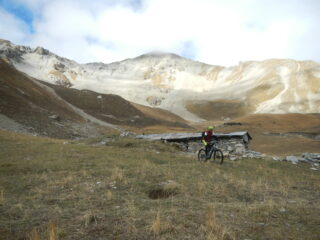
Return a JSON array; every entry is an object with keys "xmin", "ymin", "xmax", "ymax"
[
  {"xmin": 204, "ymin": 204, "xmax": 229, "ymax": 240},
  {"xmin": 150, "ymin": 211, "xmax": 161, "ymax": 235},
  {"xmin": 111, "ymin": 167, "xmax": 125, "ymax": 182},
  {"xmin": 163, "ymin": 180, "xmax": 180, "ymax": 192},
  {"xmin": 125, "ymin": 199, "xmax": 138, "ymax": 234},
  {"xmin": 106, "ymin": 190, "xmax": 113, "ymax": 200},
  {"xmin": 205, "ymin": 204, "xmax": 216, "ymax": 230},
  {"xmin": 0, "ymin": 189, "xmax": 4, "ymax": 204},
  {"xmin": 197, "ymin": 181, "xmax": 206, "ymax": 195},
  {"xmin": 48, "ymin": 221, "xmax": 57, "ymax": 240},
  {"xmin": 29, "ymin": 227, "xmax": 40, "ymax": 240},
  {"xmin": 83, "ymin": 212, "xmax": 98, "ymax": 227}
]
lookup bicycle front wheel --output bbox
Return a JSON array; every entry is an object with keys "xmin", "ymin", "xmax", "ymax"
[
  {"xmin": 198, "ymin": 149, "xmax": 207, "ymax": 162},
  {"xmin": 213, "ymin": 150, "xmax": 224, "ymax": 164}
]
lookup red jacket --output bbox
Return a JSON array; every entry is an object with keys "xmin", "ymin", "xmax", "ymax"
[{"xmin": 202, "ymin": 130, "xmax": 213, "ymax": 142}]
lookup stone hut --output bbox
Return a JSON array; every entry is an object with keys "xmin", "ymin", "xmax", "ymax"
[{"xmin": 136, "ymin": 131, "xmax": 252, "ymax": 155}]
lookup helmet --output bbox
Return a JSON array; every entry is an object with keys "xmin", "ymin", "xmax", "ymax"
[{"xmin": 208, "ymin": 126, "xmax": 214, "ymax": 130}]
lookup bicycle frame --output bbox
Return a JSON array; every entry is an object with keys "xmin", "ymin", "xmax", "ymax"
[
  {"xmin": 198, "ymin": 141, "xmax": 224, "ymax": 164},
  {"xmin": 207, "ymin": 142, "xmax": 218, "ymax": 158}
]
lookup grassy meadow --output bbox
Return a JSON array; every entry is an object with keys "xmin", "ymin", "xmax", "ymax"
[{"xmin": 0, "ymin": 129, "xmax": 319, "ymax": 240}]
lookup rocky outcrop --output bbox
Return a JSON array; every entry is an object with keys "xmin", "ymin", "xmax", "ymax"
[
  {"xmin": 146, "ymin": 96, "xmax": 163, "ymax": 106},
  {"xmin": 34, "ymin": 47, "xmax": 49, "ymax": 55}
]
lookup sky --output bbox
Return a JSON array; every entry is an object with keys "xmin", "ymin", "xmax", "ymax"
[{"xmin": 0, "ymin": 0, "xmax": 320, "ymax": 66}]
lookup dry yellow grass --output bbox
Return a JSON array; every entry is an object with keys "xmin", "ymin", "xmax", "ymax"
[
  {"xmin": 48, "ymin": 221, "xmax": 57, "ymax": 240},
  {"xmin": 204, "ymin": 204, "xmax": 230, "ymax": 240},
  {"xmin": 197, "ymin": 181, "xmax": 206, "ymax": 195},
  {"xmin": 106, "ymin": 190, "xmax": 113, "ymax": 200},
  {"xmin": 83, "ymin": 212, "xmax": 98, "ymax": 228},
  {"xmin": 0, "ymin": 189, "xmax": 4, "ymax": 205},
  {"xmin": 132, "ymin": 102, "xmax": 187, "ymax": 124},
  {"xmin": 150, "ymin": 211, "xmax": 161, "ymax": 235},
  {"xmin": 111, "ymin": 167, "xmax": 125, "ymax": 182},
  {"xmin": 0, "ymin": 129, "xmax": 319, "ymax": 240},
  {"xmin": 29, "ymin": 227, "xmax": 40, "ymax": 240}
]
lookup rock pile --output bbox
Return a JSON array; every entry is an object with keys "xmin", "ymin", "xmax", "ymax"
[{"xmin": 283, "ymin": 153, "xmax": 320, "ymax": 170}]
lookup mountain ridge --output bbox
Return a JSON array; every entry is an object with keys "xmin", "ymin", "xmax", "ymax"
[{"xmin": 1, "ymin": 39, "xmax": 319, "ymax": 121}]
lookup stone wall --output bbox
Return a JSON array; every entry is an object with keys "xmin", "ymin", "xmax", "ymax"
[
  {"xmin": 177, "ymin": 138, "xmax": 249, "ymax": 156},
  {"xmin": 215, "ymin": 139, "xmax": 248, "ymax": 155},
  {"xmin": 172, "ymin": 139, "xmax": 266, "ymax": 161}
]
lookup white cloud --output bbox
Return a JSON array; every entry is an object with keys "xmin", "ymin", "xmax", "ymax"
[
  {"xmin": 0, "ymin": 7, "xmax": 29, "ymax": 42},
  {"xmin": 1, "ymin": 0, "xmax": 320, "ymax": 65}
]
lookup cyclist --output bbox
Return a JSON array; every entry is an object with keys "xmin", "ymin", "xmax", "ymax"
[{"xmin": 202, "ymin": 126, "xmax": 214, "ymax": 159}]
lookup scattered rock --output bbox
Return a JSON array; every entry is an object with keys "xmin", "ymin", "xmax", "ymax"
[
  {"xmin": 285, "ymin": 156, "xmax": 299, "ymax": 164},
  {"xmin": 120, "ymin": 131, "xmax": 136, "ymax": 137},
  {"xmin": 257, "ymin": 222, "xmax": 266, "ymax": 226},
  {"xmin": 229, "ymin": 156, "xmax": 238, "ymax": 161},
  {"xmin": 49, "ymin": 114, "xmax": 61, "ymax": 121},
  {"xmin": 283, "ymin": 153, "xmax": 320, "ymax": 167},
  {"xmin": 245, "ymin": 150, "xmax": 265, "ymax": 159},
  {"xmin": 302, "ymin": 153, "xmax": 320, "ymax": 163},
  {"xmin": 279, "ymin": 208, "xmax": 286, "ymax": 213}
]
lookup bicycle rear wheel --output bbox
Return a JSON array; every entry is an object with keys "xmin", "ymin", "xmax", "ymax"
[
  {"xmin": 213, "ymin": 150, "xmax": 224, "ymax": 164},
  {"xmin": 198, "ymin": 149, "xmax": 207, "ymax": 162}
]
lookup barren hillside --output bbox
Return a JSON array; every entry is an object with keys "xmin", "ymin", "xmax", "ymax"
[{"xmin": 0, "ymin": 59, "xmax": 190, "ymax": 138}]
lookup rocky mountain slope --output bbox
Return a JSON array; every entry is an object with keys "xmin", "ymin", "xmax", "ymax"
[
  {"xmin": 0, "ymin": 59, "xmax": 190, "ymax": 138},
  {"xmin": 1, "ymin": 39, "xmax": 320, "ymax": 121}
]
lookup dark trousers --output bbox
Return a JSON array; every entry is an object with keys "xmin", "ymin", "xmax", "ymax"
[{"xmin": 205, "ymin": 144, "xmax": 211, "ymax": 158}]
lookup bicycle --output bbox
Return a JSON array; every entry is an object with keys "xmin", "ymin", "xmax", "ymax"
[{"xmin": 198, "ymin": 141, "xmax": 224, "ymax": 164}]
